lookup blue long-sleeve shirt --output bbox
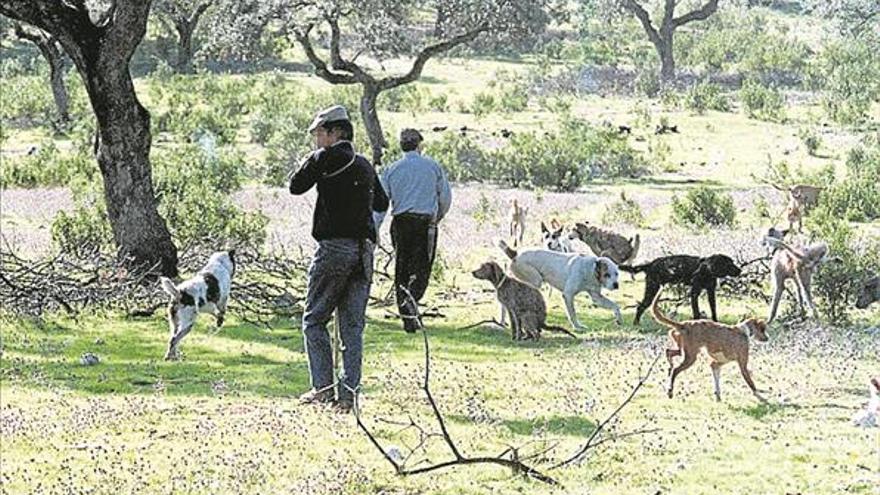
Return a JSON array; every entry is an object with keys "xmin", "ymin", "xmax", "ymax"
[{"xmin": 380, "ymin": 151, "xmax": 452, "ymax": 223}]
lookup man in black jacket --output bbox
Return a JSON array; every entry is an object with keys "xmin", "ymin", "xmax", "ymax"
[{"xmin": 289, "ymin": 105, "xmax": 388, "ymax": 412}]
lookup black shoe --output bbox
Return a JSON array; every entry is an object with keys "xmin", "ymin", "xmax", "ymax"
[{"xmin": 403, "ymin": 317, "xmax": 421, "ymax": 333}]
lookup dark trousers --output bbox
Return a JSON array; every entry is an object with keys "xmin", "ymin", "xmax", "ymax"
[{"xmin": 390, "ymin": 213, "xmax": 437, "ymax": 331}]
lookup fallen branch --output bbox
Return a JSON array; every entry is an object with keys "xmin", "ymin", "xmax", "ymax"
[
  {"xmin": 550, "ymin": 352, "xmax": 661, "ymax": 469},
  {"xmin": 355, "ymin": 286, "xmax": 559, "ymax": 485}
]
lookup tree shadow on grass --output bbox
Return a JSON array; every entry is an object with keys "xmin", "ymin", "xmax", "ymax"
[{"xmin": 499, "ymin": 415, "xmax": 597, "ymax": 438}]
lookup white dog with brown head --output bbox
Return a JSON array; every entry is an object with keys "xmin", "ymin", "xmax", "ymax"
[
  {"xmin": 498, "ymin": 240, "xmax": 621, "ymax": 331},
  {"xmin": 159, "ymin": 250, "xmax": 236, "ymax": 360}
]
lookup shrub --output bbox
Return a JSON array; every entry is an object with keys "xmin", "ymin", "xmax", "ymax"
[
  {"xmin": 149, "ymin": 75, "xmax": 248, "ymax": 143},
  {"xmin": 798, "ymin": 127, "xmax": 821, "ymax": 156},
  {"xmin": 50, "ymin": 183, "xmax": 114, "ymax": 257},
  {"xmin": 470, "ymin": 92, "xmax": 498, "ymax": 117},
  {"xmin": 423, "ymin": 132, "xmax": 492, "ymax": 183},
  {"xmin": 0, "ymin": 140, "xmax": 96, "ymax": 188},
  {"xmin": 51, "ymin": 144, "xmax": 268, "ymax": 256},
  {"xmin": 671, "ymin": 186, "xmax": 736, "ymax": 229},
  {"xmin": 810, "ymin": 39, "xmax": 880, "ymax": 125},
  {"xmin": 740, "ymin": 79, "xmax": 786, "ymax": 122},
  {"xmin": 601, "ymin": 193, "xmax": 644, "ymax": 226},
  {"xmin": 806, "ymin": 208, "xmax": 880, "ymax": 322},
  {"xmin": 498, "ymin": 119, "xmax": 647, "ymax": 191},
  {"xmin": 813, "ymin": 141, "xmax": 880, "ymax": 222},
  {"xmin": 496, "ymin": 82, "xmax": 529, "ymax": 112},
  {"xmin": 684, "ymin": 80, "xmax": 730, "ymax": 114}
]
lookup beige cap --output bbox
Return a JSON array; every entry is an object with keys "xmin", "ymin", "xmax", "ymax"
[{"xmin": 307, "ymin": 105, "xmax": 350, "ymax": 133}]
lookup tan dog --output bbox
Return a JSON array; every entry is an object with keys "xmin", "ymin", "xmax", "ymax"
[
  {"xmin": 773, "ymin": 183, "xmax": 823, "ymax": 211},
  {"xmin": 764, "ymin": 237, "xmax": 829, "ymax": 324},
  {"xmin": 785, "ymin": 196, "xmax": 803, "ymax": 233},
  {"xmin": 569, "ymin": 221, "xmax": 640, "ymax": 265},
  {"xmin": 509, "ymin": 199, "xmax": 528, "ymax": 246},
  {"xmin": 652, "ymin": 289, "xmax": 769, "ymax": 402}
]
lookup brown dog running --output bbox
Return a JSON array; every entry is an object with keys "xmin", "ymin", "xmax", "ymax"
[{"xmin": 651, "ymin": 289, "xmax": 769, "ymax": 402}]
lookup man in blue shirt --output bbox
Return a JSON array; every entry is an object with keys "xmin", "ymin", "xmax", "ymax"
[{"xmin": 381, "ymin": 129, "xmax": 452, "ymax": 332}]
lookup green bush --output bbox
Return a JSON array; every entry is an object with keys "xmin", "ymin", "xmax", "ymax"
[
  {"xmin": 149, "ymin": 75, "xmax": 248, "ymax": 143},
  {"xmin": 496, "ymin": 82, "xmax": 529, "ymax": 112},
  {"xmin": 810, "ymin": 39, "xmax": 880, "ymax": 125},
  {"xmin": 50, "ymin": 184, "xmax": 114, "ymax": 257},
  {"xmin": 423, "ymin": 132, "xmax": 492, "ymax": 183},
  {"xmin": 798, "ymin": 127, "xmax": 821, "ymax": 156},
  {"xmin": 602, "ymin": 193, "xmax": 644, "ymax": 226},
  {"xmin": 671, "ymin": 186, "xmax": 736, "ymax": 229},
  {"xmin": 0, "ymin": 141, "xmax": 96, "ymax": 188},
  {"xmin": 740, "ymin": 79, "xmax": 786, "ymax": 122},
  {"xmin": 50, "ymin": 144, "xmax": 268, "ymax": 256},
  {"xmin": 470, "ymin": 92, "xmax": 498, "ymax": 117},
  {"xmin": 813, "ymin": 142, "xmax": 880, "ymax": 222},
  {"xmin": 684, "ymin": 80, "xmax": 730, "ymax": 114},
  {"xmin": 425, "ymin": 120, "xmax": 647, "ymax": 191},
  {"xmin": 805, "ymin": 208, "xmax": 880, "ymax": 322},
  {"xmin": 0, "ymin": 74, "xmax": 55, "ymax": 125}
]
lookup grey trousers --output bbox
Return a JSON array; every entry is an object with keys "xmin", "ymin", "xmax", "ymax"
[{"xmin": 302, "ymin": 238, "xmax": 373, "ymax": 402}]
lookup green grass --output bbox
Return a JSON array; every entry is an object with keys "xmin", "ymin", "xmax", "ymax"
[{"xmin": 2, "ymin": 286, "xmax": 878, "ymax": 494}]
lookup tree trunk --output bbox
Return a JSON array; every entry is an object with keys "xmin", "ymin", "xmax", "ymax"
[
  {"xmin": 81, "ymin": 56, "xmax": 179, "ymax": 277},
  {"xmin": 360, "ymin": 83, "xmax": 387, "ymax": 166},
  {"xmin": 47, "ymin": 51, "xmax": 70, "ymax": 124},
  {"xmin": 175, "ymin": 23, "xmax": 194, "ymax": 74},
  {"xmin": 658, "ymin": 31, "xmax": 675, "ymax": 82}
]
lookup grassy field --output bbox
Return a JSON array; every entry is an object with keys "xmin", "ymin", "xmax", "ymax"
[{"xmin": 3, "ymin": 21, "xmax": 880, "ymax": 493}]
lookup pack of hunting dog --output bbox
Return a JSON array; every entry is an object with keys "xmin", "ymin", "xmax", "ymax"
[{"xmin": 0, "ymin": 0, "xmax": 878, "ymax": 492}]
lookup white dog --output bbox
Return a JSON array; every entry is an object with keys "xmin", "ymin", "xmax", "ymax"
[
  {"xmin": 851, "ymin": 377, "xmax": 880, "ymax": 428},
  {"xmin": 498, "ymin": 240, "xmax": 621, "ymax": 330},
  {"xmin": 159, "ymin": 250, "xmax": 236, "ymax": 360}
]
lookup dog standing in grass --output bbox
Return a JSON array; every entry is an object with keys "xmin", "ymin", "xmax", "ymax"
[
  {"xmin": 651, "ymin": 288, "xmax": 769, "ymax": 402},
  {"xmin": 160, "ymin": 250, "xmax": 236, "ymax": 360},
  {"xmin": 763, "ymin": 237, "xmax": 829, "ymax": 324},
  {"xmin": 509, "ymin": 199, "xmax": 528, "ymax": 247}
]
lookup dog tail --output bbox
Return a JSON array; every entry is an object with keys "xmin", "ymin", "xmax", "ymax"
[
  {"xmin": 627, "ymin": 234, "xmax": 641, "ymax": 264},
  {"xmin": 497, "ymin": 239, "xmax": 517, "ymax": 260},
  {"xmin": 651, "ymin": 288, "xmax": 683, "ymax": 330},
  {"xmin": 762, "ymin": 236, "xmax": 804, "ymax": 260},
  {"xmin": 618, "ymin": 262, "xmax": 648, "ymax": 274},
  {"xmin": 540, "ymin": 323, "xmax": 578, "ymax": 339}
]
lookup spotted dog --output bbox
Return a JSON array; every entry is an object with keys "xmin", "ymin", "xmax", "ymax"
[{"xmin": 159, "ymin": 250, "xmax": 236, "ymax": 360}]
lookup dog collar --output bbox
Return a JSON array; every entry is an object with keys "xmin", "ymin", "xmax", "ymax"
[
  {"xmin": 737, "ymin": 322, "xmax": 753, "ymax": 339},
  {"xmin": 494, "ymin": 273, "xmax": 508, "ymax": 290}
]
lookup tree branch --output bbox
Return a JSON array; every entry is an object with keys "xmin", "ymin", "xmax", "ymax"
[
  {"xmin": 672, "ymin": 0, "xmax": 720, "ymax": 28},
  {"xmin": 622, "ymin": 0, "xmax": 663, "ymax": 47},
  {"xmin": 293, "ymin": 23, "xmax": 358, "ymax": 85},
  {"xmin": 379, "ymin": 24, "xmax": 489, "ymax": 91},
  {"xmin": 550, "ymin": 352, "xmax": 661, "ymax": 469}
]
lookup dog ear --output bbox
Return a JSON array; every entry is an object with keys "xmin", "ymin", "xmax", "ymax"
[
  {"xmin": 541, "ymin": 222, "xmax": 549, "ymax": 234},
  {"xmin": 159, "ymin": 277, "xmax": 180, "ymax": 300},
  {"xmin": 594, "ymin": 258, "xmax": 608, "ymax": 281}
]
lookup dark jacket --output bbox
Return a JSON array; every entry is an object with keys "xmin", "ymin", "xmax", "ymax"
[{"xmin": 289, "ymin": 141, "xmax": 389, "ymax": 242}]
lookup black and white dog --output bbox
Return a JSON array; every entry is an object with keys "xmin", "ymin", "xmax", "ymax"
[{"xmin": 159, "ymin": 250, "xmax": 235, "ymax": 360}]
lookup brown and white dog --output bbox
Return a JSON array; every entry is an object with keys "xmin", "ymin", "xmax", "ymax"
[
  {"xmin": 498, "ymin": 239, "xmax": 622, "ymax": 330},
  {"xmin": 569, "ymin": 221, "xmax": 640, "ymax": 265},
  {"xmin": 159, "ymin": 250, "xmax": 236, "ymax": 360},
  {"xmin": 651, "ymin": 289, "xmax": 769, "ymax": 402},
  {"xmin": 763, "ymin": 237, "xmax": 829, "ymax": 324}
]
